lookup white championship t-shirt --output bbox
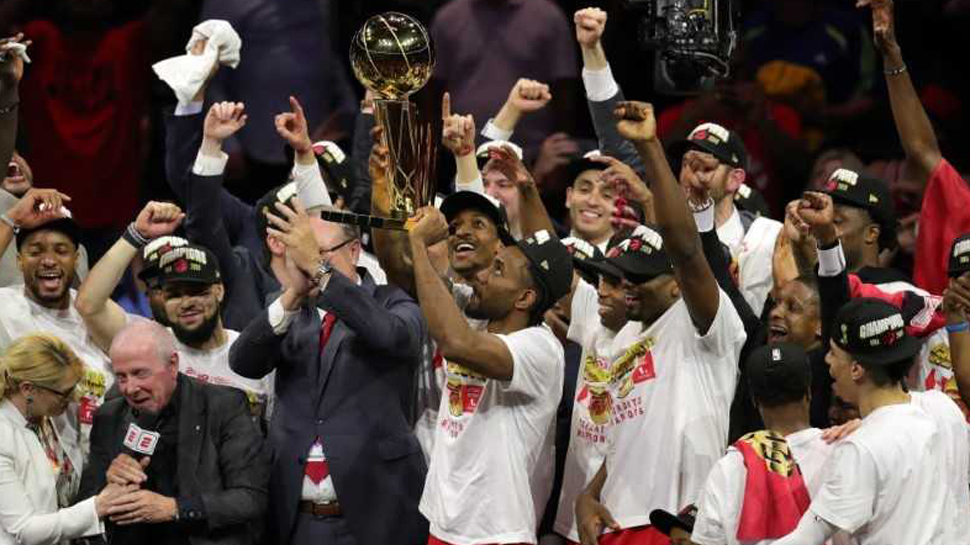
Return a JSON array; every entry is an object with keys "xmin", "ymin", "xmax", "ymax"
[
  {"xmin": 810, "ymin": 402, "xmax": 948, "ymax": 545},
  {"xmin": 600, "ymin": 288, "xmax": 746, "ymax": 530},
  {"xmin": 0, "ymin": 287, "xmax": 113, "ymax": 460},
  {"xmin": 717, "ymin": 210, "xmax": 782, "ymax": 318},
  {"xmin": 554, "ymin": 279, "xmax": 638, "ymax": 540},
  {"xmin": 910, "ymin": 391, "xmax": 970, "ymax": 544},
  {"xmin": 691, "ymin": 428, "xmax": 836, "ymax": 545},
  {"xmin": 175, "ymin": 329, "xmax": 273, "ymax": 420},
  {"xmin": 420, "ymin": 325, "xmax": 564, "ymax": 545}
]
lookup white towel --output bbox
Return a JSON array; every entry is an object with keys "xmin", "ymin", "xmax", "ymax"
[
  {"xmin": 152, "ymin": 20, "xmax": 242, "ymax": 105},
  {"xmin": 0, "ymin": 42, "xmax": 30, "ymax": 64}
]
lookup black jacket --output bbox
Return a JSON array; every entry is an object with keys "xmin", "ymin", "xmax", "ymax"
[{"xmin": 79, "ymin": 375, "xmax": 269, "ymax": 545}]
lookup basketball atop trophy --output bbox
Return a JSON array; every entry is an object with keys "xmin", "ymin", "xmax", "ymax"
[{"xmin": 350, "ymin": 12, "xmax": 435, "ymax": 100}]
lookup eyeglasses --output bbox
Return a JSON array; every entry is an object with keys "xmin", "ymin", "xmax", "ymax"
[
  {"xmin": 319, "ymin": 238, "xmax": 356, "ymax": 256},
  {"xmin": 33, "ymin": 382, "xmax": 77, "ymax": 400}
]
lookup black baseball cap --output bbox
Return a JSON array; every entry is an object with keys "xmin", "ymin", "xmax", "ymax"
[
  {"xmin": 949, "ymin": 232, "xmax": 970, "ymax": 277},
  {"xmin": 137, "ymin": 235, "xmax": 190, "ymax": 288},
  {"xmin": 255, "ymin": 182, "xmax": 299, "ymax": 241},
  {"xmin": 312, "ymin": 141, "xmax": 354, "ymax": 203},
  {"xmin": 833, "ymin": 298, "xmax": 922, "ymax": 366},
  {"xmin": 562, "ymin": 236, "xmax": 620, "ymax": 283},
  {"xmin": 602, "ymin": 225, "xmax": 672, "ymax": 284},
  {"xmin": 747, "ymin": 343, "xmax": 812, "ymax": 406},
  {"xmin": 155, "ymin": 244, "xmax": 221, "ymax": 285},
  {"xmin": 670, "ymin": 122, "xmax": 748, "ymax": 170},
  {"xmin": 440, "ymin": 191, "xmax": 516, "ymax": 245},
  {"xmin": 650, "ymin": 505, "xmax": 698, "ymax": 536},
  {"xmin": 823, "ymin": 168, "xmax": 897, "ymax": 247},
  {"xmin": 16, "ymin": 217, "xmax": 81, "ymax": 251},
  {"xmin": 515, "ymin": 230, "xmax": 574, "ymax": 312},
  {"xmin": 734, "ymin": 183, "xmax": 771, "ymax": 217},
  {"xmin": 564, "ymin": 151, "xmax": 606, "ymax": 185}
]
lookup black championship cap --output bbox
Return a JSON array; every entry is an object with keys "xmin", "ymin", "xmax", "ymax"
[
  {"xmin": 650, "ymin": 505, "xmax": 698, "ymax": 536},
  {"xmin": 603, "ymin": 225, "xmax": 672, "ymax": 284},
  {"xmin": 833, "ymin": 298, "xmax": 922, "ymax": 366},
  {"xmin": 516, "ymin": 230, "xmax": 574, "ymax": 313},
  {"xmin": 137, "ymin": 235, "xmax": 190, "ymax": 288},
  {"xmin": 312, "ymin": 140, "xmax": 354, "ymax": 203},
  {"xmin": 734, "ymin": 183, "xmax": 772, "ymax": 218},
  {"xmin": 440, "ymin": 191, "xmax": 516, "ymax": 245},
  {"xmin": 669, "ymin": 122, "xmax": 748, "ymax": 170},
  {"xmin": 563, "ymin": 150, "xmax": 606, "ymax": 185},
  {"xmin": 155, "ymin": 244, "xmax": 221, "ymax": 285},
  {"xmin": 949, "ymin": 232, "xmax": 970, "ymax": 277},
  {"xmin": 746, "ymin": 342, "xmax": 812, "ymax": 404},
  {"xmin": 562, "ymin": 236, "xmax": 621, "ymax": 282},
  {"xmin": 823, "ymin": 168, "xmax": 897, "ymax": 244},
  {"xmin": 15, "ymin": 217, "xmax": 81, "ymax": 250},
  {"xmin": 255, "ymin": 182, "xmax": 299, "ymax": 240}
]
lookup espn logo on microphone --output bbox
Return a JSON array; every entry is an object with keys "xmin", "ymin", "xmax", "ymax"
[{"xmin": 124, "ymin": 423, "xmax": 160, "ymax": 455}]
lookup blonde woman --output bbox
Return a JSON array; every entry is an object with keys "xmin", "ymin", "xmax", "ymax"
[{"xmin": 0, "ymin": 334, "xmax": 122, "ymax": 545}]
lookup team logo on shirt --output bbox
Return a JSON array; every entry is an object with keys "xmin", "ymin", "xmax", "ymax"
[
  {"xmin": 446, "ymin": 362, "xmax": 486, "ymax": 417},
  {"xmin": 77, "ymin": 368, "xmax": 107, "ymax": 425},
  {"xmin": 928, "ymin": 343, "xmax": 951, "ymax": 369},
  {"xmin": 576, "ymin": 337, "xmax": 656, "ymax": 425}
]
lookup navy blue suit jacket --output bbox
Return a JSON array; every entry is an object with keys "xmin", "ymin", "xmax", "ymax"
[{"xmin": 228, "ymin": 269, "xmax": 428, "ymax": 545}]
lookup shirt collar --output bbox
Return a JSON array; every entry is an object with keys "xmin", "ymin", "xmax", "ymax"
[{"xmin": 0, "ymin": 398, "xmax": 28, "ymax": 429}]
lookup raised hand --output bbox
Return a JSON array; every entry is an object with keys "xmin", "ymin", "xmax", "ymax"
[
  {"xmin": 134, "ymin": 202, "xmax": 185, "ymax": 240},
  {"xmin": 265, "ymin": 198, "xmax": 320, "ymax": 276},
  {"xmin": 857, "ymin": 0, "xmax": 898, "ymax": 54},
  {"xmin": 943, "ymin": 275, "xmax": 970, "ymax": 321},
  {"xmin": 407, "ymin": 206, "xmax": 450, "ymax": 248},
  {"xmin": 5, "ymin": 188, "xmax": 72, "ymax": 229},
  {"xmin": 574, "ymin": 7, "xmax": 607, "ymax": 48},
  {"xmin": 507, "ymin": 78, "xmax": 552, "ymax": 114},
  {"xmin": 489, "ymin": 144, "xmax": 537, "ymax": 192},
  {"xmin": 0, "ymin": 33, "xmax": 30, "ymax": 91},
  {"xmin": 203, "ymin": 101, "xmax": 247, "ymax": 142},
  {"xmin": 795, "ymin": 191, "xmax": 838, "ymax": 246},
  {"xmin": 441, "ymin": 92, "xmax": 475, "ymax": 157},
  {"xmin": 614, "ymin": 101, "xmax": 657, "ymax": 144},
  {"xmin": 275, "ymin": 96, "xmax": 313, "ymax": 154},
  {"xmin": 590, "ymin": 154, "xmax": 652, "ymax": 206}
]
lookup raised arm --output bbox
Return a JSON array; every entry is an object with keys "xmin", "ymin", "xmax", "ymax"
[
  {"xmin": 616, "ymin": 101, "xmax": 720, "ymax": 332},
  {"xmin": 408, "ymin": 207, "xmax": 516, "ymax": 380},
  {"xmin": 441, "ymin": 92, "xmax": 483, "ymax": 192},
  {"xmin": 859, "ymin": 0, "xmax": 941, "ymax": 186},
  {"xmin": 75, "ymin": 203, "xmax": 184, "ymax": 352},
  {"xmin": 944, "ymin": 275, "xmax": 970, "ymax": 410},
  {"xmin": 487, "ymin": 145, "xmax": 556, "ymax": 238},
  {"xmin": 486, "ymin": 78, "xmax": 553, "ymax": 142},
  {"xmin": 368, "ymin": 131, "xmax": 418, "ymax": 297},
  {"xmin": 0, "ymin": 189, "xmax": 72, "ymax": 258},
  {"xmin": 794, "ymin": 192, "xmax": 847, "ymax": 350},
  {"xmin": 574, "ymin": 8, "xmax": 645, "ymax": 176},
  {"xmin": 0, "ymin": 34, "xmax": 25, "ymax": 176}
]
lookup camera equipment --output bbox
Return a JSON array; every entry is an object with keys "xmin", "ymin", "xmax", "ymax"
[{"xmin": 624, "ymin": 0, "xmax": 738, "ymax": 95}]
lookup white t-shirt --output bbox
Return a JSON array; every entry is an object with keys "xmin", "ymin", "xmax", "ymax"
[
  {"xmin": 0, "ymin": 287, "xmax": 113, "ymax": 462},
  {"xmin": 810, "ymin": 402, "xmax": 948, "ymax": 545},
  {"xmin": 717, "ymin": 210, "xmax": 782, "ymax": 318},
  {"xmin": 554, "ymin": 279, "xmax": 635, "ymax": 540},
  {"xmin": 175, "ymin": 329, "xmax": 273, "ymax": 420},
  {"xmin": 420, "ymin": 325, "xmax": 564, "ymax": 545},
  {"xmin": 691, "ymin": 428, "xmax": 835, "ymax": 545},
  {"xmin": 910, "ymin": 391, "xmax": 970, "ymax": 544},
  {"xmin": 600, "ymin": 289, "xmax": 746, "ymax": 530}
]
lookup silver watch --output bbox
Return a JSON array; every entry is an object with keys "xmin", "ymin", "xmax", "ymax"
[{"xmin": 312, "ymin": 259, "xmax": 333, "ymax": 285}]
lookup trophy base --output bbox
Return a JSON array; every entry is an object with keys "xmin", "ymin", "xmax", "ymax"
[{"xmin": 319, "ymin": 209, "xmax": 409, "ymax": 231}]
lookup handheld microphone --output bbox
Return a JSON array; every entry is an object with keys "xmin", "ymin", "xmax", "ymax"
[{"xmin": 123, "ymin": 410, "xmax": 161, "ymax": 458}]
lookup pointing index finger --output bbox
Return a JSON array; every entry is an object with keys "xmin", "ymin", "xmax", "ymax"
[{"xmin": 442, "ymin": 92, "xmax": 451, "ymax": 120}]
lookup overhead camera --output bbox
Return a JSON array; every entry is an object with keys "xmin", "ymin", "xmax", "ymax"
[{"xmin": 624, "ymin": 0, "xmax": 738, "ymax": 95}]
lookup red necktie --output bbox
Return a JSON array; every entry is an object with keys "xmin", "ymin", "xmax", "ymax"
[
  {"xmin": 304, "ymin": 438, "xmax": 330, "ymax": 484},
  {"xmin": 319, "ymin": 313, "xmax": 337, "ymax": 349}
]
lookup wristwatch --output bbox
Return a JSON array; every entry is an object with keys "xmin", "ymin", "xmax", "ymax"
[{"xmin": 312, "ymin": 259, "xmax": 333, "ymax": 287}]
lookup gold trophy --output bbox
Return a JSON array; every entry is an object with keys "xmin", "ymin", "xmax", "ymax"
[{"xmin": 320, "ymin": 12, "xmax": 436, "ymax": 231}]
